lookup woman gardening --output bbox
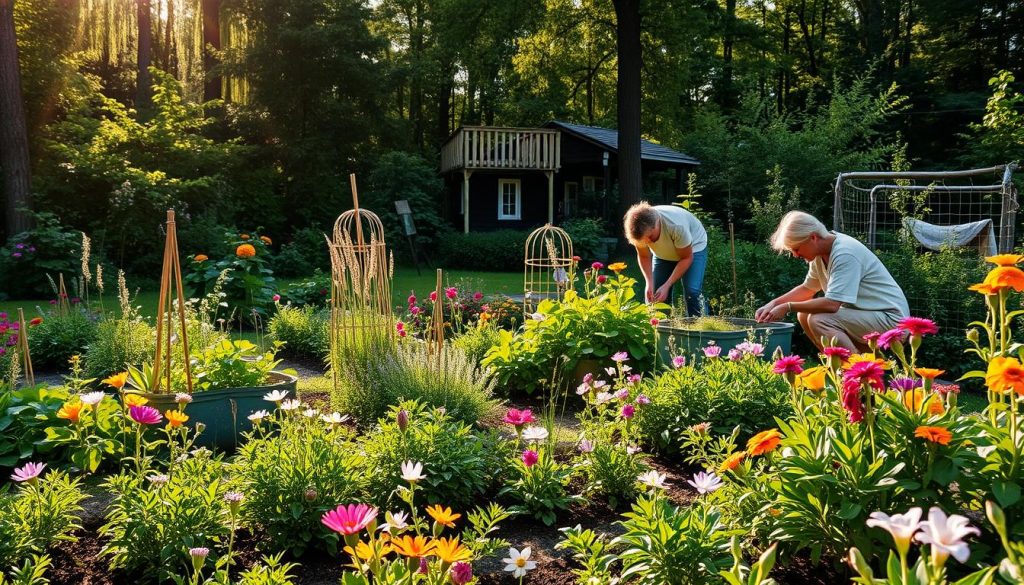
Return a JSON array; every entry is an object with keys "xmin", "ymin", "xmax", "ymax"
[{"xmin": 624, "ymin": 201, "xmax": 708, "ymax": 316}]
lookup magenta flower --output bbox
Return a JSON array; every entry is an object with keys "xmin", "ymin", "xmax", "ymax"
[
  {"xmin": 844, "ymin": 360, "xmax": 885, "ymax": 392},
  {"xmin": 934, "ymin": 383, "xmax": 960, "ymax": 396},
  {"xmin": 450, "ymin": 561, "xmax": 474, "ymax": 584},
  {"xmin": 650, "ymin": 318, "xmax": 660, "ymax": 326},
  {"xmin": 842, "ymin": 382, "xmax": 865, "ymax": 423},
  {"xmin": 396, "ymin": 409, "xmax": 409, "ymax": 431},
  {"xmin": 321, "ymin": 503, "xmax": 378, "ymax": 536},
  {"xmin": 704, "ymin": 345, "xmax": 722, "ymax": 358},
  {"xmin": 898, "ymin": 316, "xmax": 939, "ymax": 337},
  {"xmin": 591, "ymin": 262, "xmax": 604, "ymax": 270},
  {"xmin": 736, "ymin": 341, "xmax": 765, "ymax": 356},
  {"xmin": 521, "ymin": 449, "xmax": 539, "ymax": 467},
  {"xmin": 621, "ymin": 404, "xmax": 635, "ymax": 419},
  {"xmin": 877, "ymin": 328, "xmax": 908, "ymax": 350},
  {"xmin": 614, "ymin": 388, "xmax": 630, "ymax": 400},
  {"xmin": 129, "ymin": 405, "xmax": 162, "ymax": 425},
  {"xmin": 636, "ymin": 394, "xmax": 650, "ymax": 405},
  {"xmin": 596, "ymin": 274, "xmax": 607, "ymax": 284},
  {"xmin": 612, "ymin": 351, "xmax": 629, "ymax": 362},
  {"xmin": 822, "ymin": 346, "xmax": 852, "ymax": 360},
  {"xmin": 473, "ymin": 292, "xmax": 483, "ymax": 301},
  {"xmin": 772, "ymin": 355, "xmax": 805, "ymax": 375},
  {"xmin": 445, "ymin": 287, "xmax": 458, "ymax": 299},
  {"xmin": 672, "ymin": 355, "xmax": 686, "ymax": 369},
  {"xmin": 408, "ymin": 294, "xmax": 417, "ymax": 305},
  {"xmin": 396, "ymin": 321, "xmax": 405, "ymax": 331},
  {"xmin": 862, "ymin": 331, "xmax": 881, "ymax": 344},
  {"xmin": 272, "ymin": 294, "xmax": 281, "ymax": 302},
  {"xmin": 627, "ymin": 373, "xmax": 642, "ymax": 385},
  {"xmin": 503, "ymin": 408, "xmax": 536, "ymax": 428},
  {"xmin": 11, "ymin": 462, "xmax": 45, "ymax": 483},
  {"xmin": 429, "ymin": 291, "xmax": 438, "ymax": 302},
  {"xmin": 410, "ymin": 306, "xmax": 422, "ymax": 315}
]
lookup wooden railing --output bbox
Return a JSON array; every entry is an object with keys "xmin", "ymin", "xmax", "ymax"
[{"xmin": 441, "ymin": 127, "xmax": 561, "ymax": 173}]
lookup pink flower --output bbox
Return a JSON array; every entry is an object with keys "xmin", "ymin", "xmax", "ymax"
[
  {"xmin": 672, "ymin": 355, "xmax": 686, "ymax": 369},
  {"xmin": 842, "ymin": 382, "xmax": 865, "ymax": 423},
  {"xmin": 650, "ymin": 318, "xmax": 660, "ymax": 326},
  {"xmin": 612, "ymin": 351, "xmax": 629, "ymax": 362},
  {"xmin": 772, "ymin": 355, "xmax": 805, "ymax": 375},
  {"xmin": 877, "ymin": 328, "xmax": 908, "ymax": 350},
  {"xmin": 418, "ymin": 557, "xmax": 429, "ymax": 574},
  {"xmin": 450, "ymin": 562, "xmax": 473, "ymax": 585},
  {"xmin": 398, "ymin": 329, "xmax": 407, "ymax": 337},
  {"xmin": 473, "ymin": 292, "xmax": 483, "ymax": 301},
  {"xmin": 627, "ymin": 374, "xmax": 642, "ymax": 385},
  {"xmin": 822, "ymin": 346, "xmax": 851, "ymax": 360},
  {"xmin": 862, "ymin": 331, "xmax": 881, "ymax": 344},
  {"xmin": 129, "ymin": 405, "xmax": 162, "ymax": 425},
  {"xmin": 621, "ymin": 404, "xmax": 635, "ymax": 419},
  {"xmin": 591, "ymin": 262, "xmax": 604, "ymax": 270},
  {"xmin": 408, "ymin": 294, "xmax": 417, "ymax": 305},
  {"xmin": 934, "ymin": 383, "xmax": 960, "ymax": 396},
  {"xmin": 429, "ymin": 291, "xmax": 438, "ymax": 302},
  {"xmin": 844, "ymin": 360, "xmax": 885, "ymax": 392},
  {"xmin": 272, "ymin": 294, "xmax": 281, "ymax": 302},
  {"xmin": 704, "ymin": 345, "xmax": 722, "ymax": 358},
  {"xmin": 578, "ymin": 439, "xmax": 594, "ymax": 453},
  {"xmin": 636, "ymin": 394, "xmax": 651, "ymax": 405},
  {"xmin": 445, "ymin": 287, "xmax": 458, "ymax": 299},
  {"xmin": 615, "ymin": 389, "xmax": 630, "ymax": 400},
  {"xmin": 503, "ymin": 408, "xmax": 536, "ymax": 428},
  {"xmin": 597, "ymin": 274, "xmax": 607, "ymax": 284},
  {"xmin": 898, "ymin": 316, "xmax": 939, "ymax": 337},
  {"xmin": 396, "ymin": 321, "xmax": 405, "ymax": 331},
  {"xmin": 410, "ymin": 306, "xmax": 422, "ymax": 315},
  {"xmin": 728, "ymin": 349, "xmax": 742, "ymax": 361},
  {"xmin": 11, "ymin": 462, "xmax": 45, "ymax": 483},
  {"xmin": 321, "ymin": 503, "xmax": 378, "ymax": 536},
  {"xmin": 521, "ymin": 450, "xmax": 539, "ymax": 467}
]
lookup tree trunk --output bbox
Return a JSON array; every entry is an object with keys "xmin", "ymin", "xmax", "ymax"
[
  {"xmin": 202, "ymin": 0, "xmax": 221, "ymax": 101},
  {"xmin": 612, "ymin": 0, "xmax": 642, "ymax": 219},
  {"xmin": 136, "ymin": 0, "xmax": 152, "ymax": 113},
  {"xmin": 436, "ymin": 68, "xmax": 452, "ymax": 147},
  {"xmin": 0, "ymin": 0, "xmax": 32, "ymax": 238},
  {"xmin": 720, "ymin": 0, "xmax": 736, "ymax": 109}
]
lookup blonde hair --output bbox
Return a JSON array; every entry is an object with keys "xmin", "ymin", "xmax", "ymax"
[
  {"xmin": 769, "ymin": 211, "xmax": 829, "ymax": 252},
  {"xmin": 624, "ymin": 201, "xmax": 658, "ymax": 244}
]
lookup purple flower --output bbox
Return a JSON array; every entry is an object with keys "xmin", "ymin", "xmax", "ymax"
[
  {"xmin": 129, "ymin": 405, "xmax": 162, "ymax": 425},
  {"xmin": 672, "ymin": 355, "xmax": 686, "ymax": 369},
  {"xmin": 614, "ymin": 389, "xmax": 630, "ymax": 400},
  {"xmin": 15, "ymin": 243, "xmax": 24, "ymax": 249},
  {"xmin": 450, "ymin": 562, "xmax": 473, "ymax": 585},
  {"xmin": 11, "ymin": 252, "xmax": 21, "ymax": 258},
  {"xmin": 611, "ymin": 351, "xmax": 629, "ymax": 362},
  {"xmin": 578, "ymin": 439, "xmax": 594, "ymax": 453},
  {"xmin": 621, "ymin": 404, "xmax": 635, "ymax": 419},
  {"xmin": 704, "ymin": 344, "xmax": 722, "ymax": 358},
  {"xmin": 889, "ymin": 377, "xmax": 922, "ymax": 392},
  {"xmin": 11, "ymin": 462, "xmax": 45, "ymax": 483},
  {"xmin": 636, "ymin": 394, "xmax": 651, "ymax": 405},
  {"xmin": 627, "ymin": 374, "xmax": 642, "ymax": 385},
  {"xmin": 728, "ymin": 349, "xmax": 743, "ymax": 361}
]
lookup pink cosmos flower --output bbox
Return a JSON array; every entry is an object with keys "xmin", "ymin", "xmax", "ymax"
[
  {"xmin": 11, "ymin": 462, "xmax": 45, "ymax": 483},
  {"xmin": 129, "ymin": 405, "xmax": 162, "ymax": 425},
  {"xmin": 503, "ymin": 408, "xmax": 536, "ymax": 428},
  {"xmin": 844, "ymin": 360, "xmax": 885, "ymax": 392},
  {"xmin": 898, "ymin": 316, "xmax": 939, "ymax": 337},
  {"xmin": 321, "ymin": 503, "xmax": 378, "ymax": 536},
  {"xmin": 636, "ymin": 394, "xmax": 650, "ymax": 405},
  {"xmin": 877, "ymin": 328, "xmax": 908, "ymax": 350},
  {"xmin": 822, "ymin": 346, "xmax": 851, "ymax": 360},
  {"xmin": 450, "ymin": 562, "xmax": 473, "ymax": 585},
  {"xmin": 704, "ymin": 345, "xmax": 722, "ymax": 358},
  {"xmin": 429, "ymin": 291, "xmax": 438, "ymax": 302},
  {"xmin": 672, "ymin": 355, "xmax": 686, "ymax": 369},
  {"xmin": 627, "ymin": 374, "xmax": 642, "ymax": 385},
  {"xmin": 521, "ymin": 450, "xmax": 539, "ymax": 467},
  {"xmin": 772, "ymin": 355, "xmax": 805, "ymax": 375},
  {"xmin": 591, "ymin": 262, "xmax": 604, "ymax": 270},
  {"xmin": 473, "ymin": 292, "xmax": 483, "ymax": 301},
  {"xmin": 445, "ymin": 287, "xmax": 458, "ymax": 299},
  {"xmin": 621, "ymin": 404, "xmax": 635, "ymax": 419}
]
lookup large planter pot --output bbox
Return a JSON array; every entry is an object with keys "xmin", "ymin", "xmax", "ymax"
[
  {"xmin": 134, "ymin": 371, "xmax": 298, "ymax": 452},
  {"xmin": 656, "ymin": 317, "xmax": 795, "ymax": 366}
]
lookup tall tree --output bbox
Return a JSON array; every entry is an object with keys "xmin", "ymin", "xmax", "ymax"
[
  {"xmin": 612, "ymin": 0, "xmax": 642, "ymax": 215},
  {"xmin": 0, "ymin": 0, "xmax": 32, "ymax": 238},
  {"xmin": 202, "ymin": 0, "xmax": 221, "ymax": 100},
  {"xmin": 136, "ymin": 0, "xmax": 152, "ymax": 112}
]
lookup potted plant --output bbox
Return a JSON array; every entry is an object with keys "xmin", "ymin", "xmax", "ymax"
[{"xmin": 655, "ymin": 315, "xmax": 794, "ymax": 365}]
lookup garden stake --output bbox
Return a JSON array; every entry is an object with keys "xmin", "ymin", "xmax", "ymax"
[
  {"xmin": 151, "ymin": 209, "xmax": 194, "ymax": 394},
  {"xmin": 15, "ymin": 308, "xmax": 34, "ymax": 386},
  {"xmin": 729, "ymin": 222, "xmax": 738, "ymax": 307}
]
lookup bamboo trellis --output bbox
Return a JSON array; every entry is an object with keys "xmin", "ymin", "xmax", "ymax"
[
  {"xmin": 14, "ymin": 309, "xmax": 34, "ymax": 387},
  {"xmin": 151, "ymin": 209, "xmax": 194, "ymax": 394}
]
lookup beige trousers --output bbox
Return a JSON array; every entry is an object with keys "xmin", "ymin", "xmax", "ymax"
[{"xmin": 798, "ymin": 307, "xmax": 905, "ymax": 352}]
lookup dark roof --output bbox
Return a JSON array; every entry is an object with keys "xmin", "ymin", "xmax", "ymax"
[{"xmin": 545, "ymin": 121, "xmax": 700, "ymax": 166}]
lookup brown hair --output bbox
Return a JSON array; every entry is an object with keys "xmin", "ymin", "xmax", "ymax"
[{"xmin": 623, "ymin": 201, "xmax": 658, "ymax": 245}]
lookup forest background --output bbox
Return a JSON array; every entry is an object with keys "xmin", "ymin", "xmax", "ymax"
[{"xmin": 0, "ymin": 0, "xmax": 1023, "ymax": 283}]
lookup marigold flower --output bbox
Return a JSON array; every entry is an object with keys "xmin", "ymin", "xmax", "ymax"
[
  {"xmin": 123, "ymin": 393, "xmax": 148, "ymax": 407},
  {"xmin": 435, "ymin": 537, "xmax": 472, "ymax": 564},
  {"xmin": 915, "ymin": 425, "xmax": 953, "ymax": 445},
  {"xmin": 194, "ymin": 254, "xmax": 209, "ymax": 262},
  {"xmin": 103, "ymin": 371, "xmax": 129, "ymax": 389},
  {"xmin": 985, "ymin": 357, "xmax": 1024, "ymax": 394},
  {"xmin": 985, "ymin": 254, "xmax": 1024, "ymax": 266},
  {"xmin": 425, "ymin": 505, "xmax": 461, "ymax": 528},
  {"xmin": 915, "ymin": 367, "xmax": 945, "ymax": 380},
  {"xmin": 719, "ymin": 452, "xmax": 746, "ymax": 472},
  {"xmin": 796, "ymin": 366, "xmax": 828, "ymax": 392},
  {"xmin": 984, "ymin": 266, "xmax": 1024, "ymax": 292},
  {"xmin": 928, "ymin": 397, "xmax": 945, "ymax": 416},
  {"xmin": 608, "ymin": 262, "xmax": 627, "ymax": 273},
  {"xmin": 236, "ymin": 244, "xmax": 256, "ymax": 258},
  {"xmin": 747, "ymin": 429, "xmax": 782, "ymax": 456},
  {"xmin": 391, "ymin": 534, "xmax": 437, "ymax": 558},
  {"xmin": 57, "ymin": 402, "xmax": 83, "ymax": 423},
  {"xmin": 165, "ymin": 410, "xmax": 189, "ymax": 427},
  {"xmin": 260, "ymin": 236, "xmax": 272, "ymax": 245}
]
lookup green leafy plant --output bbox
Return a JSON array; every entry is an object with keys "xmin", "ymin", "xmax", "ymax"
[
  {"xmin": 0, "ymin": 385, "xmax": 69, "ymax": 468},
  {"xmin": 500, "ymin": 447, "xmax": 581, "ymax": 526},
  {"xmin": 26, "ymin": 306, "xmax": 98, "ymax": 369},
  {"xmin": 191, "ymin": 339, "xmax": 290, "ymax": 392},
  {"xmin": 84, "ymin": 271, "xmax": 154, "ymax": 378},
  {"xmin": 268, "ymin": 304, "xmax": 329, "ymax": 360},
  {"xmin": 184, "ymin": 230, "xmax": 277, "ymax": 325},
  {"xmin": 0, "ymin": 212, "xmax": 82, "ymax": 300},
  {"xmin": 0, "ymin": 468, "xmax": 86, "ymax": 570}
]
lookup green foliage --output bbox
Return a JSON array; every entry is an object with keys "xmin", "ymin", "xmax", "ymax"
[
  {"xmin": 562, "ymin": 217, "xmax": 607, "ymax": 261},
  {"xmin": 964, "ymin": 71, "xmax": 1024, "ymax": 166},
  {"xmin": 232, "ymin": 413, "xmax": 367, "ymax": 556},
  {"xmin": 362, "ymin": 151, "xmax": 450, "ymax": 258},
  {"xmin": 748, "ymin": 165, "xmax": 802, "ymax": 243},
  {"xmin": 452, "ymin": 323, "xmax": 504, "ymax": 365},
  {"xmin": 99, "ymin": 455, "xmax": 231, "ymax": 581},
  {"xmin": 268, "ymin": 305, "xmax": 330, "ymax": 360},
  {"xmin": 0, "ymin": 470, "xmax": 86, "ymax": 569},
  {"xmin": 437, "ymin": 230, "xmax": 531, "ymax": 272},
  {"xmin": 191, "ymin": 340, "xmax": 287, "ymax": 392},
  {"xmin": 40, "ymin": 392, "xmax": 126, "ymax": 474},
  {"xmin": 0, "ymin": 554, "xmax": 51, "ymax": 585},
  {"xmin": 500, "ymin": 448, "xmax": 581, "ymax": 526},
  {"xmin": 277, "ymin": 273, "xmax": 332, "ymax": 308},
  {"xmin": 0, "ymin": 385, "xmax": 69, "ymax": 468},
  {"xmin": 26, "ymin": 307, "xmax": 98, "ymax": 369},
  {"xmin": 577, "ymin": 443, "xmax": 647, "ymax": 510},
  {"xmin": 356, "ymin": 402, "xmax": 512, "ymax": 509},
  {"xmin": 0, "ymin": 213, "xmax": 82, "ymax": 299},
  {"xmin": 634, "ymin": 358, "xmax": 793, "ymax": 455},
  {"xmin": 272, "ymin": 230, "xmax": 332, "ymax": 279},
  {"xmin": 184, "ymin": 231, "xmax": 277, "ymax": 325},
  {"xmin": 84, "ymin": 305, "xmax": 154, "ymax": 378}
]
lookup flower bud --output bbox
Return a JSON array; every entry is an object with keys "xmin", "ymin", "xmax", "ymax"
[
  {"xmin": 967, "ymin": 328, "xmax": 980, "ymax": 343},
  {"xmin": 304, "ymin": 488, "xmax": 318, "ymax": 502},
  {"xmin": 396, "ymin": 409, "xmax": 409, "ymax": 432}
]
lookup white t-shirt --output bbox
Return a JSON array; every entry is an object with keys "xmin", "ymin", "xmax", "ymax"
[
  {"xmin": 646, "ymin": 205, "xmax": 707, "ymax": 260},
  {"xmin": 803, "ymin": 232, "xmax": 910, "ymax": 315}
]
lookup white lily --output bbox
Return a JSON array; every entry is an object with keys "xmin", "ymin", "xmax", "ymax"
[
  {"xmin": 866, "ymin": 508, "xmax": 922, "ymax": 556},
  {"xmin": 916, "ymin": 506, "xmax": 980, "ymax": 567}
]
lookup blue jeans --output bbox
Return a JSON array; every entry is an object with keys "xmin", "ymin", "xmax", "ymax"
[{"xmin": 653, "ymin": 248, "xmax": 708, "ymax": 317}]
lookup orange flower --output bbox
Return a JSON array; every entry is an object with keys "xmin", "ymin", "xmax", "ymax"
[
  {"xmin": 846, "ymin": 353, "xmax": 891, "ymax": 370},
  {"xmin": 607, "ymin": 262, "xmax": 627, "ymax": 273},
  {"xmin": 425, "ymin": 505, "xmax": 461, "ymax": 528},
  {"xmin": 986, "ymin": 356, "xmax": 1024, "ymax": 395},
  {"xmin": 969, "ymin": 283, "xmax": 997, "ymax": 295},
  {"xmin": 746, "ymin": 429, "xmax": 782, "ymax": 456},
  {"xmin": 390, "ymin": 535, "xmax": 437, "ymax": 558},
  {"xmin": 983, "ymin": 266, "xmax": 1024, "ymax": 292},
  {"xmin": 123, "ymin": 393, "xmax": 148, "ymax": 407},
  {"xmin": 914, "ymin": 368, "xmax": 944, "ymax": 380},
  {"xmin": 902, "ymin": 388, "xmax": 925, "ymax": 411},
  {"xmin": 927, "ymin": 396, "xmax": 945, "ymax": 416},
  {"xmin": 260, "ymin": 236, "xmax": 272, "ymax": 245},
  {"xmin": 103, "ymin": 372, "xmax": 129, "ymax": 390},
  {"xmin": 719, "ymin": 452, "xmax": 746, "ymax": 472},
  {"xmin": 57, "ymin": 402, "xmax": 83, "ymax": 423},
  {"xmin": 915, "ymin": 425, "xmax": 952, "ymax": 445},
  {"xmin": 165, "ymin": 410, "xmax": 189, "ymax": 427},
  {"xmin": 29, "ymin": 317, "xmax": 43, "ymax": 326},
  {"xmin": 434, "ymin": 537, "xmax": 472, "ymax": 563},
  {"xmin": 194, "ymin": 254, "xmax": 209, "ymax": 262},
  {"xmin": 796, "ymin": 366, "xmax": 828, "ymax": 392},
  {"xmin": 236, "ymin": 244, "xmax": 256, "ymax": 258},
  {"xmin": 240, "ymin": 234, "xmax": 250, "ymax": 240},
  {"xmin": 986, "ymin": 254, "xmax": 1024, "ymax": 266},
  {"xmin": 344, "ymin": 538, "xmax": 389, "ymax": 561}
]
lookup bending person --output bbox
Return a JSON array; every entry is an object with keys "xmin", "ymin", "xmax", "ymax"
[
  {"xmin": 624, "ymin": 201, "xmax": 708, "ymax": 316},
  {"xmin": 754, "ymin": 210, "xmax": 909, "ymax": 351}
]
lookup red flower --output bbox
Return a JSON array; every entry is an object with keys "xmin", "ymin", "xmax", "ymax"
[
  {"xmin": 503, "ymin": 408, "xmax": 536, "ymax": 428},
  {"xmin": 898, "ymin": 316, "xmax": 939, "ymax": 337},
  {"xmin": 28, "ymin": 317, "xmax": 43, "ymax": 326},
  {"xmin": 843, "ymin": 360, "xmax": 885, "ymax": 392},
  {"xmin": 596, "ymin": 275, "xmax": 607, "ymax": 284},
  {"xmin": 841, "ymin": 382, "xmax": 865, "ymax": 423},
  {"xmin": 772, "ymin": 355, "xmax": 805, "ymax": 375},
  {"xmin": 429, "ymin": 291, "xmax": 438, "ymax": 302}
]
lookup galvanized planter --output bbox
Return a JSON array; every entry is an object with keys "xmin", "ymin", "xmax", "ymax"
[{"xmin": 655, "ymin": 317, "xmax": 795, "ymax": 365}]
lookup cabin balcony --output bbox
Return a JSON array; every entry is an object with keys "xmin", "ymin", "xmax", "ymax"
[{"xmin": 440, "ymin": 126, "xmax": 561, "ymax": 174}]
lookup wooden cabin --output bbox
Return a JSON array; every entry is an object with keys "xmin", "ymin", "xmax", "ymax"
[{"xmin": 439, "ymin": 121, "xmax": 700, "ymax": 233}]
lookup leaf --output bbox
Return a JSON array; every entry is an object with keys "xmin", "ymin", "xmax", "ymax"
[{"xmin": 992, "ymin": 481, "xmax": 1021, "ymax": 508}]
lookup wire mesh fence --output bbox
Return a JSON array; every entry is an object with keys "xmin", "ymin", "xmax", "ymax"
[{"xmin": 833, "ymin": 163, "xmax": 1018, "ymax": 330}]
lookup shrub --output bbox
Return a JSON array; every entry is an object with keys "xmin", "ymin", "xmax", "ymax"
[
  {"xmin": 272, "ymin": 227, "xmax": 332, "ymax": 278},
  {"xmin": 335, "ymin": 343, "xmax": 498, "ymax": 427},
  {"xmin": 635, "ymin": 356, "xmax": 793, "ymax": 454},
  {"xmin": 452, "ymin": 323, "xmax": 504, "ymax": 365},
  {"xmin": 26, "ymin": 307, "xmax": 98, "ymax": 369},
  {"xmin": 232, "ymin": 413, "xmax": 367, "ymax": 556},
  {"xmin": 183, "ymin": 230, "xmax": 277, "ymax": 325},
  {"xmin": 561, "ymin": 217, "xmax": 607, "ymax": 262},
  {"xmin": 85, "ymin": 277, "xmax": 154, "ymax": 378},
  {"xmin": 0, "ymin": 212, "xmax": 81, "ymax": 300},
  {"xmin": 0, "ymin": 468, "xmax": 86, "ymax": 569},
  {"xmin": 189, "ymin": 340, "xmax": 288, "ymax": 392},
  {"xmin": 437, "ymin": 230, "xmax": 530, "ymax": 271},
  {"xmin": 276, "ymin": 272, "xmax": 331, "ymax": 308},
  {"xmin": 500, "ymin": 447, "xmax": 581, "ymax": 526},
  {"xmin": 0, "ymin": 385, "xmax": 68, "ymax": 468},
  {"xmin": 268, "ymin": 305, "xmax": 329, "ymax": 360},
  {"xmin": 357, "ymin": 402, "xmax": 512, "ymax": 509}
]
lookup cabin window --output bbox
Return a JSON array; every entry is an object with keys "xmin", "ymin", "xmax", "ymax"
[
  {"xmin": 583, "ymin": 176, "xmax": 605, "ymax": 193},
  {"xmin": 498, "ymin": 179, "xmax": 521, "ymax": 220},
  {"xmin": 564, "ymin": 182, "xmax": 579, "ymax": 217}
]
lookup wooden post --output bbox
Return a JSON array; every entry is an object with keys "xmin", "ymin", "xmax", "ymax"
[
  {"xmin": 729, "ymin": 222, "xmax": 738, "ymax": 307},
  {"xmin": 463, "ymin": 170, "xmax": 471, "ymax": 233},
  {"xmin": 16, "ymin": 308, "xmax": 33, "ymax": 386},
  {"xmin": 547, "ymin": 170, "xmax": 554, "ymax": 224}
]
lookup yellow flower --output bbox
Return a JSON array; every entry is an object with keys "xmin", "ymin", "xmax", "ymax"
[
  {"xmin": 719, "ymin": 452, "xmax": 746, "ymax": 472},
  {"xmin": 103, "ymin": 372, "xmax": 129, "ymax": 390},
  {"xmin": 57, "ymin": 402, "xmax": 83, "ymax": 423},
  {"xmin": 425, "ymin": 505, "xmax": 461, "ymax": 528},
  {"xmin": 985, "ymin": 254, "xmax": 1024, "ymax": 266},
  {"xmin": 746, "ymin": 429, "xmax": 782, "ymax": 456},
  {"xmin": 236, "ymin": 244, "xmax": 256, "ymax": 258},
  {"xmin": 969, "ymin": 282, "xmax": 998, "ymax": 295},
  {"xmin": 845, "ymin": 353, "xmax": 891, "ymax": 370},
  {"xmin": 796, "ymin": 366, "xmax": 828, "ymax": 392},
  {"xmin": 608, "ymin": 262, "xmax": 628, "ymax": 273},
  {"xmin": 986, "ymin": 356, "xmax": 1024, "ymax": 395},
  {"xmin": 344, "ymin": 538, "xmax": 389, "ymax": 561},
  {"xmin": 927, "ymin": 397, "xmax": 945, "ymax": 416},
  {"xmin": 165, "ymin": 410, "xmax": 189, "ymax": 428},
  {"xmin": 915, "ymin": 425, "xmax": 952, "ymax": 445},
  {"xmin": 390, "ymin": 535, "xmax": 437, "ymax": 558},
  {"xmin": 902, "ymin": 388, "xmax": 926, "ymax": 412},
  {"xmin": 983, "ymin": 266, "xmax": 1024, "ymax": 292},
  {"xmin": 194, "ymin": 254, "xmax": 209, "ymax": 262},
  {"xmin": 434, "ymin": 537, "xmax": 472, "ymax": 564},
  {"xmin": 123, "ymin": 393, "xmax": 148, "ymax": 407}
]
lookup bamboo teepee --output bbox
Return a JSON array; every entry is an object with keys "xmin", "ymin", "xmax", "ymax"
[{"xmin": 151, "ymin": 210, "xmax": 193, "ymax": 394}]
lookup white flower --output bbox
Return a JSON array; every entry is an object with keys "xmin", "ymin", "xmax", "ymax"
[
  {"xmin": 381, "ymin": 510, "xmax": 409, "ymax": 533},
  {"xmin": 302, "ymin": 408, "xmax": 319, "ymax": 418},
  {"xmin": 263, "ymin": 390, "xmax": 289, "ymax": 403},
  {"xmin": 916, "ymin": 506, "xmax": 980, "ymax": 567},
  {"xmin": 605, "ymin": 367, "xmax": 617, "ymax": 376},
  {"xmin": 248, "ymin": 410, "xmax": 270, "ymax": 422},
  {"xmin": 401, "ymin": 460, "xmax": 425, "ymax": 483},
  {"xmin": 531, "ymin": 312, "xmax": 545, "ymax": 321},
  {"xmin": 977, "ymin": 445, "xmax": 997, "ymax": 458},
  {"xmin": 866, "ymin": 508, "xmax": 922, "ymax": 556},
  {"xmin": 626, "ymin": 445, "xmax": 642, "ymax": 455},
  {"xmin": 320, "ymin": 412, "xmax": 349, "ymax": 425},
  {"xmin": 620, "ymin": 364, "xmax": 632, "ymax": 373},
  {"xmin": 502, "ymin": 547, "xmax": 537, "ymax": 578},
  {"xmin": 576, "ymin": 382, "xmax": 591, "ymax": 396},
  {"xmin": 578, "ymin": 439, "xmax": 594, "ymax": 453},
  {"xmin": 521, "ymin": 426, "xmax": 549, "ymax": 443},
  {"xmin": 280, "ymin": 399, "xmax": 302, "ymax": 411},
  {"xmin": 147, "ymin": 473, "xmax": 169, "ymax": 486},
  {"xmin": 687, "ymin": 471, "xmax": 723, "ymax": 494},
  {"xmin": 595, "ymin": 392, "xmax": 613, "ymax": 404},
  {"xmin": 79, "ymin": 391, "xmax": 106, "ymax": 406},
  {"xmin": 638, "ymin": 470, "xmax": 670, "ymax": 490}
]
